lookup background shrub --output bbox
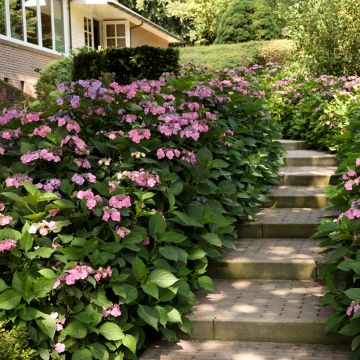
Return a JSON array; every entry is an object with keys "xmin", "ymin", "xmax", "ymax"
[
  {"xmin": 215, "ymin": 0, "xmax": 279, "ymax": 44},
  {"xmin": 276, "ymin": 0, "xmax": 360, "ymax": 76},
  {"xmin": 72, "ymin": 46, "xmax": 180, "ymax": 84}
]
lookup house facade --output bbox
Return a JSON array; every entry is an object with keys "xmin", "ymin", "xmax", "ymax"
[{"xmin": 0, "ymin": 0, "xmax": 182, "ymax": 97}]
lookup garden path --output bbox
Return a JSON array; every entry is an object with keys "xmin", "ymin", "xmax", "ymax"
[{"xmin": 141, "ymin": 140, "xmax": 351, "ymax": 359}]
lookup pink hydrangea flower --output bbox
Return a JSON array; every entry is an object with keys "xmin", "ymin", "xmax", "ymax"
[
  {"xmin": 109, "ymin": 194, "xmax": 131, "ymax": 209},
  {"xmin": 5, "ymin": 174, "xmax": 33, "ymax": 188},
  {"xmin": 31, "ymin": 125, "xmax": 52, "ymax": 138},
  {"xmin": 49, "ymin": 209, "xmax": 60, "ymax": 217},
  {"xmin": 0, "ymin": 214, "xmax": 13, "ymax": 226},
  {"xmin": 54, "ymin": 343, "xmax": 65, "ymax": 353},
  {"xmin": 102, "ymin": 207, "xmax": 121, "ymax": 222},
  {"xmin": 115, "ymin": 226, "xmax": 130, "ymax": 238},
  {"xmin": 77, "ymin": 190, "xmax": 102, "ymax": 209},
  {"xmin": 0, "ymin": 239, "xmax": 17, "ymax": 253},
  {"xmin": 102, "ymin": 303, "xmax": 121, "ymax": 318},
  {"xmin": 94, "ymin": 266, "xmax": 112, "ymax": 282},
  {"xmin": 128, "ymin": 129, "xmax": 151, "ymax": 143}
]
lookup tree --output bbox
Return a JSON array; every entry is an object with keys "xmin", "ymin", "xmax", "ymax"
[
  {"xmin": 276, "ymin": 0, "xmax": 360, "ymax": 75},
  {"xmin": 215, "ymin": 0, "xmax": 279, "ymax": 44}
]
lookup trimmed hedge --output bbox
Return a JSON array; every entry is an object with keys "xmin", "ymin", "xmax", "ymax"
[{"xmin": 72, "ymin": 46, "xmax": 180, "ymax": 84}]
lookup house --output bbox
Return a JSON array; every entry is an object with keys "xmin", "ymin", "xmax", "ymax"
[{"xmin": 0, "ymin": 0, "xmax": 182, "ymax": 97}]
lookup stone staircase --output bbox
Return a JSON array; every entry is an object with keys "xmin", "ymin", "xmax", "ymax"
[{"xmin": 141, "ymin": 140, "xmax": 351, "ymax": 359}]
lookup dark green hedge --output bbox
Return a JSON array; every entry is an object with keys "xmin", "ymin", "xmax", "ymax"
[{"xmin": 72, "ymin": 46, "xmax": 180, "ymax": 83}]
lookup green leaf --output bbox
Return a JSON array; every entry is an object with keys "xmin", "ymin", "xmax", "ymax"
[
  {"xmin": 0, "ymin": 278, "xmax": 9, "ymax": 293},
  {"xmin": 131, "ymin": 256, "xmax": 148, "ymax": 283},
  {"xmin": 89, "ymin": 342, "xmax": 109, "ymax": 360},
  {"xmin": 149, "ymin": 212, "xmax": 166, "ymax": 236},
  {"xmin": 352, "ymin": 334, "xmax": 360, "ymax": 351},
  {"xmin": 62, "ymin": 320, "xmax": 88, "ymax": 339},
  {"xmin": 148, "ymin": 269, "xmax": 178, "ymax": 288},
  {"xmin": 198, "ymin": 276, "xmax": 215, "ymax": 291},
  {"xmin": 26, "ymin": 247, "xmax": 56, "ymax": 260},
  {"xmin": 89, "ymin": 290, "xmax": 111, "ymax": 307},
  {"xmin": 201, "ymin": 233, "xmax": 222, "ymax": 247},
  {"xmin": 137, "ymin": 304, "xmax": 159, "ymax": 330},
  {"xmin": 141, "ymin": 282, "xmax": 159, "ymax": 299},
  {"xmin": 38, "ymin": 269, "xmax": 56, "ymax": 279},
  {"xmin": 212, "ymin": 159, "xmax": 229, "ymax": 168},
  {"xmin": 19, "ymin": 307, "xmax": 44, "ymax": 321},
  {"xmin": 113, "ymin": 284, "xmax": 138, "ymax": 304},
  {"xmin": 160, "ymin": 246, "xmax": 179, "ymax": 261},
  {"xmin": 123, "ymin": 334, "xmax": 137, "ymax": 353},
  {"xmin": 20, "ymin": 230, "xmax": 33, "ymax": 252},
  {"xmin": 0, "ymin": 289, "xmax": 21, "ymax": 309},
  {"xmin": 197, "ymin": 147, "xmax": 213, "ymax": 168},
  {"xmin": 0, "ymin": 228, "xmax": 21, "ymax": 240},
  {"xmin": 35, "ymin": 316, "xmax": 56, "ymax": 340},
  {"xmin": 167, "ymin": 307, "xmax": 182, "ymax": 323},
  {"xmin": 173, "ymin": 211, "xmax": 202, "ymax": 227},
  {"xmin": 12, "ymin": 271, "xmax": 34, "ymax": 302},
  {"xmin": 339, "ymin": 321, "xmax": 360, "ymax": 336},
  {"xmin": 72, "ymin": 347, "xmax": 92, "ymax": 360},
  {"xmin": 1, "ymin": 192, "xmax": 29, "ymax": 209},
  {"xmin": 159, "ymin": 231, "xmax": 187, "ymax": 244},
  {"xmin": 23, "ymin": 182, "xmax": 40, "ymax": 196},
  {"xmin": 345, "ymin": 288, "xmax": 360, "ymax": 300},
  {"xmin": 99, "ymin": 322, "xmax": 124, "ymax": 341}
]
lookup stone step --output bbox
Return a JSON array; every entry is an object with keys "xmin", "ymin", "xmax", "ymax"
[
  {"xmin": 238, "ymin": 208, "xmax": 335, "ymax": 239},
  {"xmin": 187, "ymin": 279, "xmax": 348, "ymax": 344},
  {"xmin": 208, "ymin": 238, "xmax": 324, "ymax": 280},
  {"xmin": 141, "ymin": 340, "xmax": 351, "ymax": 360},
  {"xmin": 265, "ymin": 186, "xmax": 327, "ymax": 208},
  {"xmin": 284, "ymin": 150, "xmax": 337, "ymax": 167},
  {"xmin": 280, "ymin": 166, "xmax": 337, "ymax": 186},
  {"xmin": 280, "ymin": 140, "xmax": 312, "ymax": 151}
]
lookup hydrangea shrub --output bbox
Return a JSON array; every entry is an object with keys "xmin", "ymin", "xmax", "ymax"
[{"xmin": 0, "ymin": 70, "xmax": 282, "ymax": 359}]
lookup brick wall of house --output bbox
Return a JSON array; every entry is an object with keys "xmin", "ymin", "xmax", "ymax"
[{"xmin": 0, "ymin": 38, "xmax": 61, "ymax": 98}]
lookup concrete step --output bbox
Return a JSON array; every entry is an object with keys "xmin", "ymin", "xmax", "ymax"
[
  {"xmin": 187, "ymin": 279, "xmax": 348, "ymax": 344},
  {"xmin": 280, "ymin": 140, "xmax": 312, "ymax": 151},
  {"xmin": 265, "ymin": 186, "xmax": 327, "ymax": 208},
  {"xmin": 141, "ymin": 340, "xmax": 351, "ymax": 360},
  {"xmin": 238, "ymin": 208, "xmax": 336, "ymax": 238},
  {"xmin": 285, "ymin": 150, "xmax": 337, "ymax": 167},
  {"xmin": 280, "ymin": 166, "xmax": 337, "ymax": 186},
  {"xmin": 208, "ymin": 238, "xmax": 324, "ymax": 280}
]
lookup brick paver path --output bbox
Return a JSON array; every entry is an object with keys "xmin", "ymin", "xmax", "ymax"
[{"xmin": 141, "ymin": 140, "xmax": 351, "ymax": 359}]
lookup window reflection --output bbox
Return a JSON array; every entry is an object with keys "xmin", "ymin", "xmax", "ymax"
[
  {"xmin": 0, "ymin": 1, "xmax": 6, "ymax": 35},
  {"xmin": 53, "ymin": 0, "xmax": 64, "ymax": 52},
  {"xmin": 26, "ymin": 5, "xmax": 38, "ymax": 45},
  {"xmin": 41, "ymin": 0, "xmax": 52, "ymax": 49},
  {"xmin": 10, "ymin": 0, "xmax": 24, "ymax": 40}
]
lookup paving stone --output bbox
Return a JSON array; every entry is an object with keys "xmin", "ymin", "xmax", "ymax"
[
  {"xmin": 187, "ymin": 279, "xmax": 348, "ymax": 344},
  {"xmin": 284, "ymin": 150, "xmax": 337, "ymax": 166},
  {"xmin": 238, "ymin": 208, "xmax": 336, "ymax": 238},
  {"xmin": 208, "ymin": 238, "xmax": 325, "ymax": 280},
  {"xmin": 280, "ymin": 166, "xmax": 337, "ymax": 186},
  {"xmin": 265, "ymin": 186, "xmax": 327, "ymax": 208},
  {"xmin": 279, "ymin": 140, "xmax": 312, "ymax": 151},
  {"xmin": 141, "ymin": 340, "xmax": 351, "ymax": 360}
]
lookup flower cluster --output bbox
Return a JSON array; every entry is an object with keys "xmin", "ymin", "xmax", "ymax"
[
  {"xmin": 29, "ymin": 220, "xmax": 57, "ymax": 236},
  {"xmin": 117, "ymin": 170, "xmax": 160, "ymax": 188},
  {"xmin": 71, "ymin": 173, "xmax": 96, "ymax": 185},
  {"xmin": 102, "ymin": 303, "xmax": 121, "ymax": 318},
  {"xmin": 5, "ymin": 174, "xmax": 33, "ymax": 188},
  {"xmin": 21, "ymin": 149, "xmax": 62, "ymax": 164},
  {"xmin": 53, "ymin": 264, "xmax": 93, "ymax": 288},
  {"xmin": 77, "ymin": 190, "xmax": 102, "ymax": 209},
  {"xmin": 0, "ymin": 239, "xmax": 17, "ymax": 253},
  {"xmin": 94, "ymin": 266, "xmax": 112, "ymax": 282}
]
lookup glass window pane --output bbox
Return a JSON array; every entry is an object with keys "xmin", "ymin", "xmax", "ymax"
[
  {"xmin": 84, "ymin": 17, "xmax": 87, "ymax": 31},
  {"xmin": 53, "ymin": 0, "xmax": 64, "ymax": 52},
  {"xmin": 107, "ymin": 38, "xmax": 115, "ymax": 48},
  {"xmin": 116, "ymin": 24, "xmax": 125, "ymax": 37},
  {"xmin": 41, "ymin": 0, "xmax": 52, "ymax": 49},
  {"xmin": 10, "ymin": 0, "xmax": 24, "ymax": 40},
  {"xmin": 0, "ymin": 1, "xmax": 6, "ymax": 35},
  {"xmin": 116, "ymin": 37, "xmax": 126, "ymax": 48},
  {"xmin": 25, "ymin": 4, "xmax": 38, "ymax": 45},
  {"xmin": 106, "ymin": 24, "xmax": 115, "ymax": 37}
]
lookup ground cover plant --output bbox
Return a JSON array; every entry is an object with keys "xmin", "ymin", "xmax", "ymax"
[{"xmin": 0, "ymin": 69, "xmax": 282, "ymax": 359}]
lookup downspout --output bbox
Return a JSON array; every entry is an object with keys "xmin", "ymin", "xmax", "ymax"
[
  {"xmin": 130, "ymin": 20, "xmax": 144, "ymax": 47},
  {"xmin": 68, "ymin": 0, "xmax": 73, "ymax": 51}
]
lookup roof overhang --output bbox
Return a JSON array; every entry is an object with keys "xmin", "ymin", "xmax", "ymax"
[{"xmin": 70, "ymin": 0, "xmax": 183, "ymax": 44}]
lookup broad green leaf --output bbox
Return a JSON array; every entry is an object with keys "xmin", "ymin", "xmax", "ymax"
[
  {"xmin": 1, "ymin": 192, "xmax": 29, "ymax": 209},
  {"xmin": 0, "ymin": 278, "xmax": 9, "ymax": 293},
  {"xmin": 197, "ymin": 147, "xmax": 213, "ymax": 168},
  {"xmin": 137, "ymin": 304, "xmax": 159, "ymax": 330},
  {"xmin": 141, "ymin": 282, "xmax": 159, "ymax": 299},
  {"xmin": 38, "ymin": 269, "xmax": 56, "ymax": 279},
  {"xmin": 26, "ymin": 247, "xmax": 55, "ymax": 260},
  {"xmin": 212, "ymin": 159, "xmax": 229, "ymax": 168},
  {"xmin": 0, "ymin": 228, "xmax": 21, "ymax": 240},
  {"xmin": 19, "ymin": 307, "xmax": 44, "ymax": 321},
  {"xmin": 345, "ymin": 288, "xmax": 360, "ymax": 300},
  {"xmin": 35, "ymin": 316, "xmax": 56, "ymax": 340},
  {"xmin": 23, "ymin": 182, "xmax": 40, "ymax": 196},
  {"xmin": 89, "ymin": 342, "xmax": 109, "ymax": 360},
  {"xmin": 160, "ymin": 246, "xmax": 179, "ymax": 261},
  {"xmin": 99, "ymin": 322, "xmax": 124, "ymax": 341},
  {"xmin": 167, "ymin": 307, "xmax": 182, "ymax": 323},
  {"xmin": 198, "ymin": 276, "xmax": 215, "ymax": 291},
  {"xmin": 339, "ymin": 321, "xmax": 360, "ymax": 336},
  {"xmin": 201, "ymin": 233, "xmax": 222, "ymax": 247},
  {"xmin": 123, "ymin": 334, "xmax": 137, "ymax": 353},
  {"xmin": 0, "ymin": 289, "xmax": 21, "ymax": 309},
  {"xmin": 160, "ymin": 231, "xmax": 187, "ymax": 244},
  {"xmin": 20, "ymin": 230, "xmax": 33, "ymax": 252},
  {"xmin": 62, "ymin": 320, "xmax": 88, "ymax": 339},
  {"xmin": 148, "ymin": 269, "xmax": 178, "ymax": 288},
  {"xmin": 113, "ymin": 284, "xmax": 138, "ymax": 304},
  {"xmin": 72, "ymin": 347, "xmax": 92, "ymax": 360},
  {"xmin": 89, "ymin": 290, "xmax": 111, "ymax": 307},
  {"xmin": 149, "ymin": 212, "xmax": 166, "ymax": 236},
  {"xmin": 12, "ymin": 271, "xmax": 34, "ymax": 303},
  {"xmin": 173, "ymin": 211, "xmax": 202, "ymax": 227},
  {"xmin": 131, "ymin": 256, "xmax": 148, "ymax": 283}
]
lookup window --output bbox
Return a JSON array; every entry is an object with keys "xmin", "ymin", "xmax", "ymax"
[
  {"xmin": 103, "ymin": 21, "xmax": 129, "ymax": 48},
  {"xmin": 84, "ymin": 17, "xmax": 93, "ymax": 48},
  {"xmin": 1, "ymin": 0, "xmax": 67, "ymax": 53}
]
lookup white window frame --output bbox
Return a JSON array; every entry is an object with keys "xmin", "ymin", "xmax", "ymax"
[
  {"xmin": 1, "ymin": 0, "xmax": 69, "ymax": 54},
  {"xmin": 83, "ymin": 16, "xmax": 94, "ymax": 48},
  {"xmin": 103, "ymin": 20, "xmax": 130, "ymax": 48}
]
